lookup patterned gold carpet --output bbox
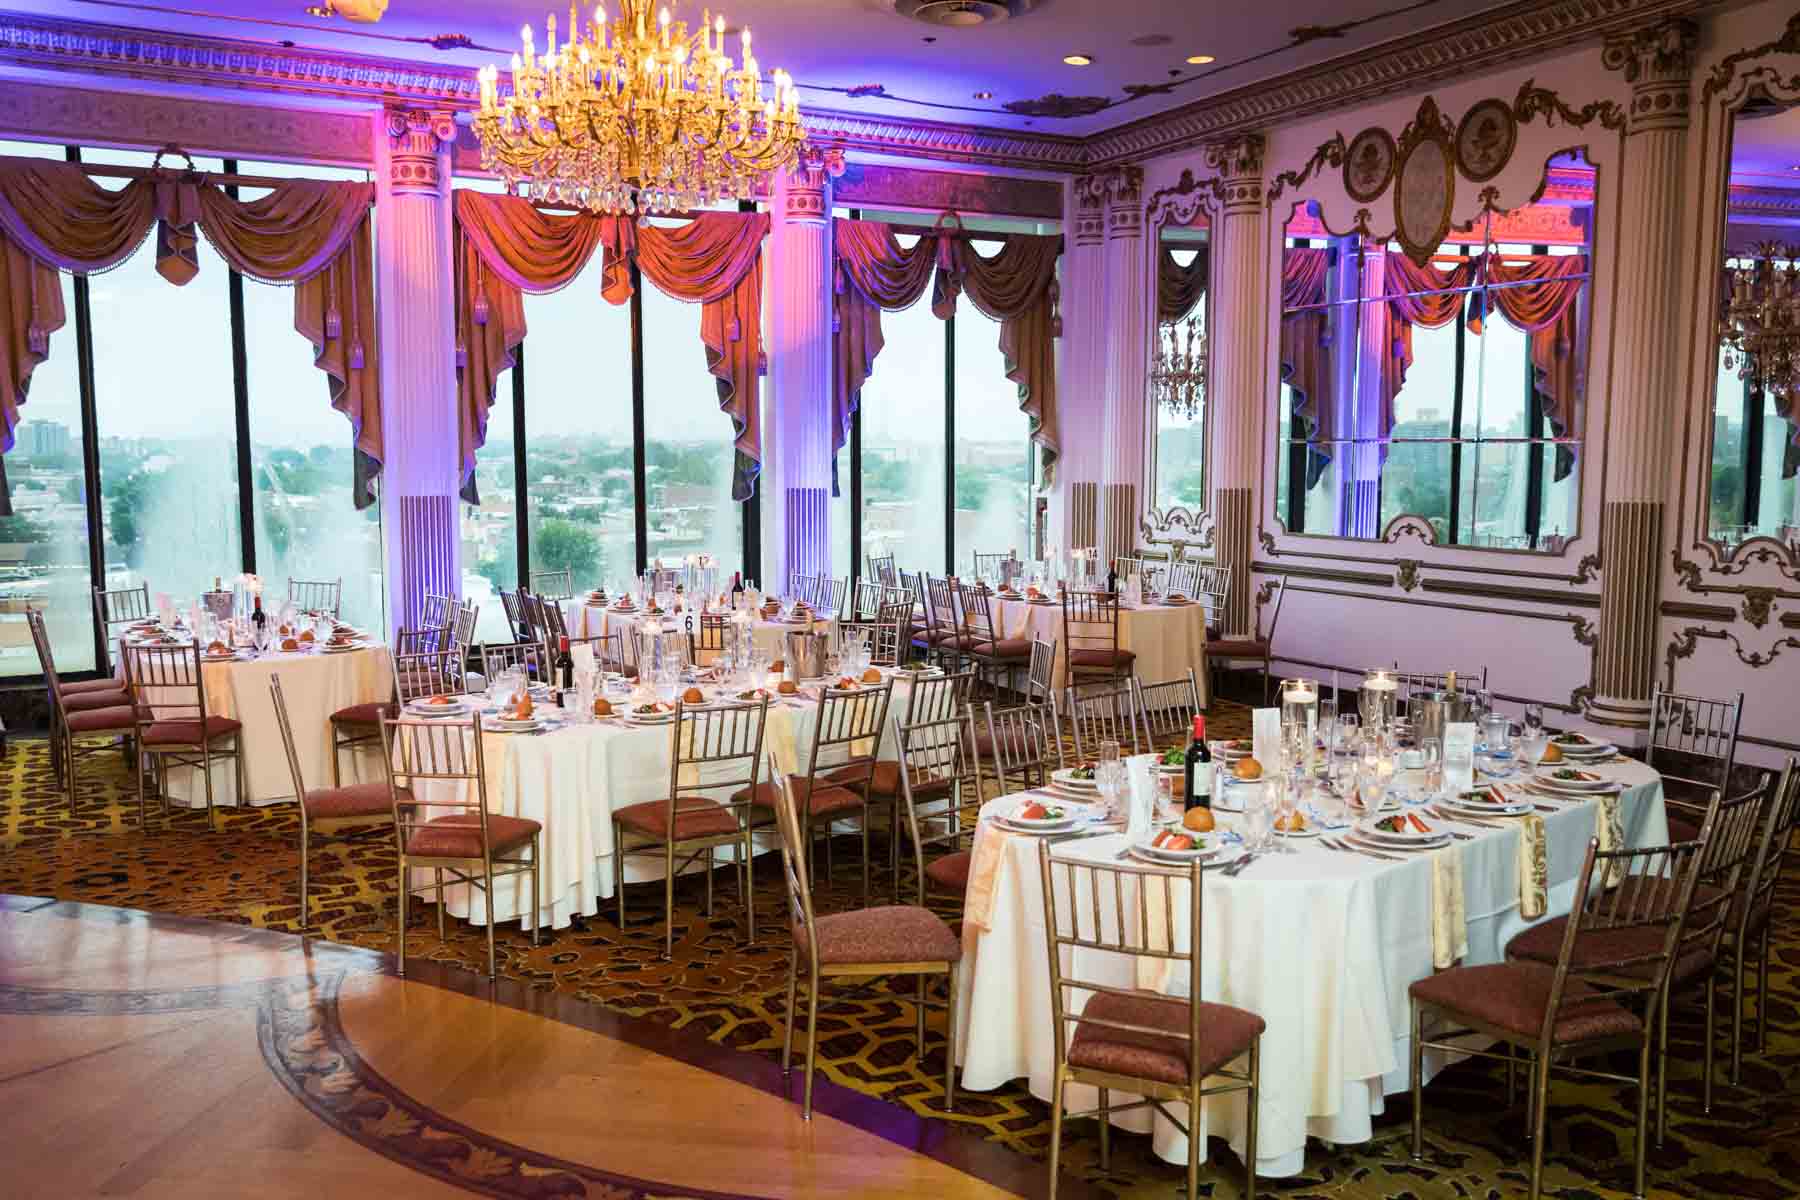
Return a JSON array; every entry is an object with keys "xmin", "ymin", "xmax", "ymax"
[{"xmin": 3, "ymin": 703, "xmax": 1797, "ymax": 1199}]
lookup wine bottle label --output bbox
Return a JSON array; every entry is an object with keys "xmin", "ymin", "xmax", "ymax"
[{"xmin": 1190, "ymin": 769, "xmax": 1211, "ymax": 802}]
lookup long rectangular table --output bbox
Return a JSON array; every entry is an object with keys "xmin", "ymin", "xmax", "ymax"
[{"xmin": 952, "ymin": 759, "xmax": 1667, "ymax": 1177}]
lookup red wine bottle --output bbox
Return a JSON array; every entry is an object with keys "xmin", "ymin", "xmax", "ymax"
[{"xmin": 1183, "ymin": 715, "xmax": 1212, "ymax": 812}]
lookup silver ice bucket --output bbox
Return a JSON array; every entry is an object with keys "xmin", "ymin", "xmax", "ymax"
[
  {"xmin": 1410, "ymin": 689, "xmax": 1476, "ymax": 745},
  {"xmin": 785, "ymin": 631, "xmax": 830, "ymax": 682}
]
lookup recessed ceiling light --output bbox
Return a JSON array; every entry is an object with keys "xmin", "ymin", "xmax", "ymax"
[
  {"xmin": 1063, "ymin": 53, "xmax": 1094, "ymax": 66},
  {"xmin": 973, "ymin": 90, "xmax": 993, "ymax": 100},
  {"xmin": 1186, "ymin": 54, "xmax": 1215, "ymax": 65}
]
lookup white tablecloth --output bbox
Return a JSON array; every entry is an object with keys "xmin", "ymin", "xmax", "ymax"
[
  {"xmin": 953, "ymin": 759, "xmax": 1667, "ymax": 1176},
  {"xmin": 990, "ymin": 597, "xmax": 1209, "ymax": 699},
  {"xmin": 154, "ymin": 645, "xmax": 395, "ymax": 806},
  {"xmin": 417, "ymin": 669, "xmax": 922, "ymax": 931},
  {"xmin": 562, "ymin": 601, "xmax": 833, "ymax": 664}
]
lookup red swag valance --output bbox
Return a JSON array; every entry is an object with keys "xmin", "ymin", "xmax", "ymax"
[
  {"xmin": 1158, "ymin": 245, "xmax": 1207, "ymax": 324},
  {"xmin": 1279, "ymin": 247, "xmax": 1332, "ymax": 488},
  {"xmin": 454, "ymin": 190, "xmax": 769, "ymax": 503},
  {"xmin": 832, "ymin": 218, "xmax": 1062, "ymax": 491},
  {"xmin": 0, "ymin": 157, "xmax": 381, "ymax": 510}
]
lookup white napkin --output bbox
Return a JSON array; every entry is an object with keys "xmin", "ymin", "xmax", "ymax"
[
  {"xmin": 1125, "ymin": 753, "xmax": 1156, "ymax": 842},
  {"xmin": 1444, "ymin": 722, "xmax": 1476, "ymax": 795},
  {"xmin": 1252, "ymin": 708, "xmax": 1281, "ymax": 771}
]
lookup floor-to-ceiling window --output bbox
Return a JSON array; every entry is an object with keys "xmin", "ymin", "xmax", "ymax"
[
  {"xmin": 0, "ymin": 140, "xmax": 384, "ymax": 678},
  {"xmin": 859, "ymin": 275, "xmax": 949, "ymax": 574},
  {"xmin": 953, "ymin": 286, "xmax": 1031, "ymax": 567}
]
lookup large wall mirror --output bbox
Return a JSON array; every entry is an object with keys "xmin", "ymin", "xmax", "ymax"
[
  {"xmin": 1273, "ymin": 150, "xmax": 1595, "ymax": 551},
  {"xmin": 1149, "ymin": 211, "xmax": 1210, "ymax": 516},
  {"xmin": 1710, "ymin": 99, "xmax": 1800, "ymax": 553}
]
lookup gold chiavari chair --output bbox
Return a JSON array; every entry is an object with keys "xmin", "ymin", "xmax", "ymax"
[
  {"xmin": 419, "ymin": 593, "xmax": 453, "ymax": 643},
  {"xmin": 1038, "ymin": 841, "xmax": 1263, "ymax": 1200},
  {"xmin": 774, "ymin": 762, "xmax": 961, "ymax": 1120},
  {"xmin": 1721, "ymin": 758, "xmax": 1800, "ymax": 1082},
  {"xmin": 270, "ymin": 675, "xmax": 393, "ymax": 925},
  {"xmin": 1061, "ymin": 588, "xmax": 1133, "ymax": 684},
  {"xmin": 691, "ymin": 612, "xmax": 729, "ymax": 666},
  {"xmin": 786, "ymin": 571, "xmax": 818, "ymax": 607},
  {"xmin": 971, "ymin": 550, "xmax": 1017, "ymax": 581},
  {"xmin": 379, "ymin": 714, "xmax": 542, "ymax": 978},
  {"xmin": 866, "ymin": 551, "xmax": 898, "ymax": 587},
  {"xmin": 1505, "ymin": 780, "xmax": 1766, "ymax": 1127},
  {"xmin": 28, "ymin": 609, "xmax": 135, "ymax": 817},
  {"xmin": 287, "ymin": 577, "xmax": 342, "ymax": 617},
  {"xmin": 613, "ymin": 697, "xmax": 770, "ymax": 958},
  {"xmin": 980, "ymin": 699, "xmax": 1061, "ymax": 793},
  {"xmin": 894, "ymin": 702, "xmax": 981, "ymax": 903},
  {"xmin": 1415, "ymin": 836, "xmax": 1711, "ymax": 1200},
  {"xmin": 1133, "ymin": 670, "xmax": 1204, "ymax": 750},
  {"xmin": 1207, "ymin": 576, "xmax": 1286, "ymax": 705},
  {"xmin": 814, "ymin": 574, "xmax": 848, "ymax": 616},
  {"xmin": 480, "ymin": 641, "xmax": 541, "ymax": 686},
  {"xmin": 328, "ymin": 645, "xmax": 460, "ymax": 786},
  {"xmin": 923, "ymin": 575, "xmax": 968, "ymax": 672},
  {"xmin": 530, "ymin": 567, "xmax": 575, "ymax": 601},
  {"xmin": 1647, "ymin": 685, "xmax": 1745, "ymax": 841},
  {"xmin": 92, "ymin": 581, "xmax": 152, "ymax": 673},
  {"xmin": 500, "ymin": 588, "xmax": 528, "ymax": 643},
  {"xmin": 737, "ymin": 679, "xmax": 894, "ymax": 905},
  {"xmin": 122, "ymin": 640, "xmax": 244, "ymax": 830},
  {"xmin": 1065, "ymin": 680, "xmax": 1143, "ymax": 760},
  {"xmin": 957, "ymin": 580, "xmax": 1030, "ymax": 692}
]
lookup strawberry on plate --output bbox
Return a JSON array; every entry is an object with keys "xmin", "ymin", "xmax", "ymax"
[{"xmin": 1019, "ymin": 801, "xmax": 1049, "ymax": 821}]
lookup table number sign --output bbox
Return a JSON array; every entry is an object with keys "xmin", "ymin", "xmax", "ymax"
[{"xmin": 1444, "ymin": 722, "xmax": 1476, "ymax": 795}]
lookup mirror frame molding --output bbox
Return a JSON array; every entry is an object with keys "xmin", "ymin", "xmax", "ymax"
[{"xmin": 1143, "ymin": 167, "xmax": 1219, "ymax": 555}]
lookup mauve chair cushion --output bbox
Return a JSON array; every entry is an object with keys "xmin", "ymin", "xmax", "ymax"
[
  {"xmin": 824, "ymin": 760, "xmax": 952, "ymax": 798},
  {"xmin": 64, "ymin": 704, "xmax": 139, "ymax": 734},
  {"xmin": 60, "ymin": 678, "xmax": 125, "ymax": 695},
  {"xmin": 734, "ymin": 777, "xmax": 866, "ymax": 816},
  {"xmin": 1410, "ymin": 961, "xmax": 1642, "ymax": 1045},
  {"xmin": 614, "ymin": 796, "xmax": 739, "ymax": 840},
  {"xmin": 142, "ymin": 715, "xmax": 242, "ymax": 745},
  {"xmin": 973, "ymin": 725, "xmax": 1030, "ymax": 759},
  {"xmin": 1207, "ymin": 639, "xmax": 1268, "ymax": 659},
  {"xmin": 924, "ymin": 850, "xmax": 972, "ymax": 892},
  {"xmin": 1069, "ymin": 648, "xmax": 1136, "ymax": 668},
  {"xmin": 797, "ymin": 905, "xmax": 961, "ymax": 966},
  {"xmin": 62, "ymin": 687, "xmax": 131, "ymax": 712},
  {"xmin": 972, "ymin": 637, "xmax": 1033, "ymax": 660},
  {"xmin": 1067, "ymin": 992, "xmax": 1265, "ymax": 1087},
  {"xmin": 331, "ymin": 701, "xmax": 399, "ymax": 725},
  {"xmin": 405, "ymin": 813, "xmax": 540, "ymax": 859},
  {"xmin": 304, "ymin": 782, "xmax": 399, "ymax": 821}
]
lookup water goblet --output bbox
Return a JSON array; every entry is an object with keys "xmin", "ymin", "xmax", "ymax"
[
  {"xmin": 1243, "ymin": 785, "xmax": 1274, "ymax": 853},
  {"xmin": 1523, "ymin": 703, "xmax": 1545, "ymax": 738}
]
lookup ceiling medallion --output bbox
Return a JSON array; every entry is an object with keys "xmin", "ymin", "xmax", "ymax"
[
  {"xmin": 475, "ymin": 1, "xmax": 806, "ymax": 215},
  {"xmin": 1003, "ymin": 93, "xmax": 1110, "ymax": 119},
  {"xmin": 303, "ymin": 0, "xmax": 387, "ymax": 20},
  {"xmin": 882, "ymin": 0, "xmax": 1036, "ymax": 26}
]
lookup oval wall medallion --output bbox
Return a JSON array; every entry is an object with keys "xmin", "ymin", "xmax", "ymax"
[
  {"xmin": 1394, "ymin": 121, "xmax": 1454, "ymax": 267},
  {"xmin": 1343, "ymin": 128, "xmax": 1396, "ymax": 203},
  {"xmin": 1455, "ymin": 98, "xmax": 1517, "ymax": 183}
]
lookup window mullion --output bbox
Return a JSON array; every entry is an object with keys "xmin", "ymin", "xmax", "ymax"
[
  {"xmin": 1447, "ymin": 290, "xmax": 1469, "ymax": 546},
  {"xmin": 944, "ymin": 308, "xmax": 956, "ymax": 575},
  {"xmin": 224, "ymin": 159, "xmax": 254, "ymax": 576},
  {"xmin": 629, "ymin": 261, "xmax": 649, "ymax": 576},
  {"xmin": 1742, "ymin": 379, "xmax": 1764, "ymax": 529},
  {"xmin": 512, "ymin": 341, "xmax": 530, "ymax": 588},
  {"xmin": 67, "ymin": 145, "xmax": 109, "ymax": 673}
]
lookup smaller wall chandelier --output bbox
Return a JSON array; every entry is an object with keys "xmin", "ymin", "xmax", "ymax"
[
  {"xmin": 475, "ymin": 2, "xmax": 806, "ymax": 215},
  {"xmin": 1719, "ymin": 242, "xmax": 1800, "ymax": 402},
  {"xmin": 1150, "ymin": 315, "xmax": 1207, "ymax": 421}
]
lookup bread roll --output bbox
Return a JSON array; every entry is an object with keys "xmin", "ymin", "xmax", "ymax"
[
  {"xmin": 591, "ymin": 697, "xmax": 613, "ymax": 717},
  {"xmin": 1541, "ymin": 742, "xmax": 1563, "ymax": 764},
  {"xmin": 1233, "ymin": 756, "xmax": 1263, "ymax": 781},
  {"xmin": 860, "ymin": 667, "xmax": 883, "ymax": 683},
  {"xmin": 1182, "ymin": 807, "xmax": 1215, "ymax": 833},
  {"xmin": 777, "ymin": 680, "xmax": 799, "ymax": 695},
  {"xmin": 682, "ymin": 686, "xmax": 705, "ymax": 704}
]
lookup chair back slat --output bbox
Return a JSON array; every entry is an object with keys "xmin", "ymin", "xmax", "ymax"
[
  {"xmin": 268, "ymin": 674, "xmax": 310, "ymax": 800},
  {"xmin": 668, "ymin": 698, "xmax": 768, "ymax": 805},
  {"xmin": 1134, "ymin": 671, "xmax": 1202, "ymax": 746},
  {"xmin": 287, "ymin": 577, "xmax": 343, "ymax": 618},
  {"xmin": 894, "ymin": 706, "xmax": 980, "ymax": 902},
  {"xmin": 480, "ymin": 641, "xmax": 540, "ymax": 683},
  {"xmin": 981, "ymin": 699, "xmax": 1059, "ymax": 793},
  {"xmin": 1545, "ymin": 839, "xmax": 1706, "ymax": 1023},
  {"xmin": 25, "ymin": 609, "xmax": 70, "ymax": 720},
  {"xmin": 866, "ymin": 552, "xmax": 898, "ymax": 587},
  {"xmin": 1065, "ymin": 680, "xmax": 1141, "ymax": 759},
  {"xmin": 955, "ymin": 580, "xmax": 999, "ymax": 645},
  {"xmin": 803, "ymin": 681, "xmax": 895, "ymax": 786},
  {"xmin": 531, "ymin": 568, "xmax": 575, "ymax": 601},
  {"xmin": 903, "ymin": 669, "xmax": 975, "ymax": 727},
  {"xmin": 1394, "ymin": 666, "xmax": 1490, "ymax": 701},
  {"xmin": 420, "ymin": 593, "xmax": 452, "ymax": 638},
  {"xmin": 924, "ymin": 575, "xmax": 958, "ymax": 644},
  {"xmin": 394, "ymin": 647, "xmax": 463, "ymax": 703},
  {"xmin": 1038, "ymin": 842, "xmax": 1206, "ymax": 1080},
  {"xmin": 1647, "ymin": 686, "xmax": 1744, "ymax": 796},
  {"xmin": 499, "ymin": 589, "xmax": 526, "ymax": 642},
  {"xmin": 122, "ymin": 642, "xmax": 207, "ymax": 725},
  {"xmin": 1025, "ymin": 636, "xmax": 1056, "ymax": 702},
  {"xmin": 1061, "ymin": 589, "xmax": 1123, "ymax": 677}
]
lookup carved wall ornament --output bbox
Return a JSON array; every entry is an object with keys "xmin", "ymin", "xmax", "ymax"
[
  {"xmin": 1262, "ymin": 131, "xmax": 1342, "ymax": 206},
  {"xmin": 1257, "ymin": 529, "xmax": 1278, "ymax": 556},
  {"xmin": 1392, "ymin": 97, "xmax": 1457, "ymax": 268},
  {"xmin": 1574, "ymin": 551, "xmax": 1601, "ymax": 585},
  {"xmin": 1742, "ymin": 587, "xmax": 1777, "ymax": 629},
  {"xmin": 1600, "ymin": 17, "xmax": 1699, "ymax": 85},
  {"xmin": 1570, "ymin": 615, "xmax": 1598, "ymax": 647},
  {"xmin": 1394, "ymin": 558, "xmax": 1421, "ymax": 592},
  {"xmin": 1341, "ymin": 128, "xmax": 1393, "ymax": 204},
  {"xmin": 1454, "ymin": 98, "xmax": 1517, "ymax": 182},
  {"xmin": 1202, "ymin": 135, "xmax": 1265, "ymax": 181},
  {"xmin": 1381, "ymin": 513, "xmax": 1441, "ymax": 547},
  {"xmin": 1704, "ymin": 11, "xmax": 1800, "ymax": 101},
  {"xmin": 1511, "ymin": 78, "xmax": 1627, "ymax": 132},
  {"xmin": 1140, "ymin": 505, "xmax": 1216, "ymax": 558},
  {"xmin": 385, "ymin": 107, "xmax": 455, "ymax": 192},
  {"xmin": 1144, "ymin": 167, "xmax": 1212, "ymax": 228}
]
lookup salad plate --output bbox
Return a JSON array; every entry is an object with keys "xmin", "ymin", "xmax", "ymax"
[
  {"xmin": 406, "ymin": 697, "xmax": 468, "ymax": 717},
  {"xmin": 1130, "ymin": 828, "xmax": 1229, "ymax": 862},
  {"xmin": 1215, "ymin": 738, "xmax": 1254, "ymax": 762},
  {"xmin": 1155, "ymin": 746, "xmax": 1189, "ymax": 774},
  {"xmin": 1534, "ymin": 767, "xmax": 1619, "ymax": 794},
  {"xmin": 1357, "ymin": 812, "xmax": 1452, "ymax": 848},
  {"xmin": 486, "ymin": 715, "xmax": 542, "ymax": 732},
  {"xmin": 1051, "ymin": 765, "xmax": 1101, "ymax": 792},
  {"xmin": 1439, "ymin": 786, "xmax": 1535, "ymax": 817},
  {"xmin": 1549, "ymin": 731, "xmax": 1616, "ymax": 759},
  {"xmin": 624, "ymin": 702, "xmax": 677, "ymax": 723},
  {"xmin": 992, "ymin": 798, "xmax": 1082, "ymax": 833}
]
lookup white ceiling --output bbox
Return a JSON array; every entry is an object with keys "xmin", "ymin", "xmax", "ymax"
[
  {"xmin": 1729, "ymin": 103, "xmax": 1800, "ymax": 185},
  {"xmin": 6, "ymin": 0, "xmax": 1517, "ymax": 136}
]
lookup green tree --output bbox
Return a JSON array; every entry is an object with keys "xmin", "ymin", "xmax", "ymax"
[
  {"xmin": 533, "ymin": 518, "xmax": 601, "ymax": 582},
  {"xmin": 475, "ymin": 536, "xmax": 518, "ymax": 594},
  {"xmin": 59, "ymin": 476, "xmax": 83, "ymax": 504},
  {"xmin": 0, "ymin": 513, "xmax": 47, "ymax": 543},
  {"xmin": 955, "ymin": 469, "xmax": 990, "ymax": 511},
  {"xmin": 107, "ymin": 472, "xmax": 149, "ymax": 562}
]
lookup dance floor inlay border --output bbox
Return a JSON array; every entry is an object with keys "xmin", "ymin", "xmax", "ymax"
[{"xmin": 0, "ymin": 895, "xmax": 1076, "ymax": 1200}]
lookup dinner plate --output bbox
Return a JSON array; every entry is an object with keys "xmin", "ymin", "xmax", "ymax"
[
  {"xmin": 1051, "ymin": 767, "xmax": 1100, "ymax": 791},
  {"xmin": 1273, "ymin": 820, "xmax": 1323, "ymax": 838},
  {"xmin": 406, "ymin": 698, "xmax": 468, "ymax": 716},
  {"xmin": 1549, "ymin": 734, "xmax": 1615, "ymax": 756},
  {"xmin": 319, "ymin": 643, "xmax": 364, "ymax": 654},
  {"xmin": 992, "ymin": 812, "xmax": 1082, "ymax": 834},
  {"xmin": 486, "ymin": 716, "xmax": 542, "ymax": 732},
  {"xmin": 624, "ymin": 707, "xmax": 676, "ymax": 723},
  {"xmin": 1356, "ymin": 816, "xmax": 1452, "ymax": 847},
  {"xmin": 1440, "ymin": 788, "xmax": 1535, "ymax": 817},
  {"xmin": 1131, "ymin": 835, "xmax": 1228, "ymax": 863},
  {"xmin": 202, "ymin": 651, "xmax": 237, "ymax": 662},
  {"xmin": 1534, "ymin": 768, "xmax": 1617, "ymax": 794}
]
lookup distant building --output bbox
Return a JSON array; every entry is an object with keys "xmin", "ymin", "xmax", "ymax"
[{"xmin": 21, "ymin": 420, "xmax": 70, "ymax": 459}]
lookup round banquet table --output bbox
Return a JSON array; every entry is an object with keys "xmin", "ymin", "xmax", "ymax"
[
  {"xmin": 145, "ymin": 644, "xmax": 395, "ymax": 807},
  {"xmin": 953, "ymin": 758, "xmax": 1668, "ymax": 1177},
  {"xmin": 562, "ymin": 600, "xmax": 835, "ymax": 664},
  {"xmin": 988, "ymin": 595, "xmax": 1210, "ymax": 697},
  {"xmin": 411, "ymin": 661, "xmax": 931, "ymax": 931}
]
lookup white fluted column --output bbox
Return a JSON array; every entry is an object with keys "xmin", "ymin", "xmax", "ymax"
[
  {"xmin": 1097, "ymin": 166, "xmax": 1150, "ymax": 564},
  {"xmin": 763, "ymin": 159, "xmax": 833, "ymax": 591},
  {"xmin": 1590, "ymin": 20, "xmax": 1697, "ymax": 731},
  {"xmin": 1050, "ymin": 173, "xmax": 1111, "ymax": 558},
  {"xmin": 374, "ymin": 107, "xmax": 459, "ymax": 639},
  {"xmin": 1203, "ymin": 137, "xmax": 1269, "ymax": 638}
]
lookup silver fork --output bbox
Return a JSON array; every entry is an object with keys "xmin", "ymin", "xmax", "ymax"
[
  {"xmin": 1322, "ymin": 837, "xmax": 1402, "ymax": 862},
  {"xmin": 1221, "ymin": 852, "xmax": 1260, "ymax": 877}
]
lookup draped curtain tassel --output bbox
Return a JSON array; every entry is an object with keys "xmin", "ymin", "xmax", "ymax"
[
  {"xmin": 324, "ymin": 259, "xmax": 342, "ymax": 340},
  {"xmin": 473, "ymin": 257, "xmax": 490, "ymax": 326},
  {"xmin": 346, "ymin": 233, "xmax": 364, "ymax": 370},
  {"xmin": 26, "ymin": 263, "xmax": 46, "ymax": 354}
]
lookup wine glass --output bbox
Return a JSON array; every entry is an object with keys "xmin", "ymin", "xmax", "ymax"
[
  {"xmin": 1096, "ymin": 739, "xmax": 1124, "ymax": 822},
  {"xmin": 1522, "ymin": 703, "xmax": 1545, "ymax": 738},
  {"xmin": 1518, "ymin": 726, "xmax": 1550, "ymax": 776}
]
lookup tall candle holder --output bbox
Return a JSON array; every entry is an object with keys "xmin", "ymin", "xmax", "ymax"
[{"xmin": 1360, "ymin": 669, "xmax": 1398, "ymax": 734}]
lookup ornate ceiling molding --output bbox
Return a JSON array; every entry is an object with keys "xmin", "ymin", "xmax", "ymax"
[
  {"xmin": 1080, "ymin": 0, "xmax": 1713, "ymax": 168},
  {"xmin": 0, "ymin": 0, "xmax": 1717, "ymax": 175}
]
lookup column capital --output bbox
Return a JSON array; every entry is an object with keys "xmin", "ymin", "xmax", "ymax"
[
  {"xmin": 383, "ymin": 107, "xmax": 455, "ymax": 193},
  {"xmin": 781, "ymin": 146, "xmax": 843, "ymax": 223},
  {"xmin": 1602, "ymin": 17, "xmax": 1697, "ymax": 134},
  {"xmin": 1201, "ymin": 134, "xmax": 1266, "ymax": 214},
  {"xmin": 1073, "ymin": 165, "xmax": 1142, "ymax": 247}
]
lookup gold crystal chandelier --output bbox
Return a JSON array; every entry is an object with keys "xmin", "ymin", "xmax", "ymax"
[
  {"xmin": 1150, "ymin": 315, "xmax": 1206, "ymax": 421},
  {"xmin": 1719, "ymin": 242, "xmax": 1800, "ymax": 402},
  {"xmin": 475, "ymin": 2, "xmax": 806, "ymax": 215}
]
